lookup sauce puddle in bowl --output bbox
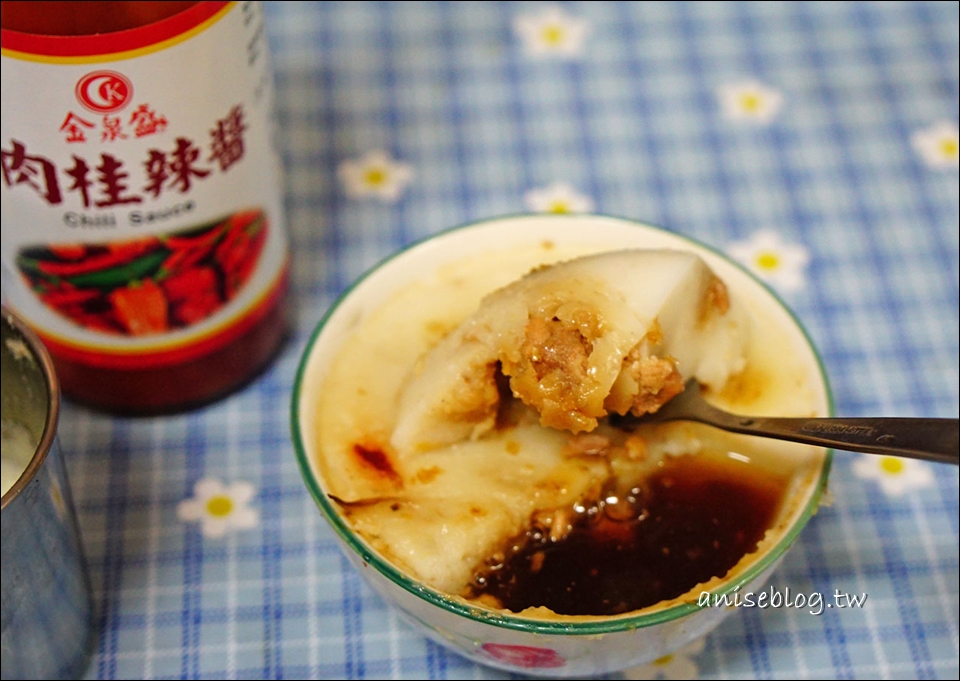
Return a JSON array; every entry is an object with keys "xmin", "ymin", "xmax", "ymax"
[{"xmin": 469, "ymin": 450, "xmax": 789, "ymax": 616}]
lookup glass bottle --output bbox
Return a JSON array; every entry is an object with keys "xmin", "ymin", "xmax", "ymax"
[{"xmin": 1, "ymin": 1, "xmax": 291, "ymax": 414}]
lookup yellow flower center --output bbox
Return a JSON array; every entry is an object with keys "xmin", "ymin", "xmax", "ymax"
[
  {"xmin": 755, "ymin": 251, "xmax": 780, "ymax": 271},
  {"xmin": 740, "ymin": 93, "xmax": 762, "ymax": 113},
  {"xmin": 364, "ymin": 167, "xmax": 387, "ymax": 186},
  {"xmin": 549, "ymin": 201, "xmax": 570, "ymax": 214},
  {"xmin": 940, "ymin": 137, "xmax": 959, "ymax": 158},
  {"xmin": 653, "ymin": 653, "xmax": 675, "ymax": 666},
  {"xmin": 879, "ymin": 457, "xmax": 905, "ymax": 475},
  {"xmin": 541, "ymin": 24, "xmax": 565, "ymax": 45},
  {"xmin": 206, "ymin": 495, "xmax": 234, "ymax": 517}
]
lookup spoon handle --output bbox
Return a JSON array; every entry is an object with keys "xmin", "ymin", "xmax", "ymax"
[{"xmin": 699, "ymin": 410, "xmax": 959, "ymax": 465}]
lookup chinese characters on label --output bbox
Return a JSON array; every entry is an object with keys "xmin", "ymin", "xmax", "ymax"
[{"xmin": 2, "ymin": 105, "xmax": 247, "ymax": 210}]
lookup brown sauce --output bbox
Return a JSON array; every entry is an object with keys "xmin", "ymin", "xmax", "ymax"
[
  {"xmin": 467, "ymin": 452, "xmax": 787, "ymax": 616},
  {"xmin": 353, "ymin": 442, "xmax": 402, "ymax": 485}
]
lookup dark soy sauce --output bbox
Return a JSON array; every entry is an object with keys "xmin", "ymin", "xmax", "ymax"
[{"xmin": 468, "ymin": 453, "xmax": 788, "ymax": 616}]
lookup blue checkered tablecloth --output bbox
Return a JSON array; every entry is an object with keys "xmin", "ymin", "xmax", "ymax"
[{"xmin": 50, "ymin": 1, "xmax": 960, "ymax": 678}]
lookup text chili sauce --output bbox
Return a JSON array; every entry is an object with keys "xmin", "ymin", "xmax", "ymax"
[{"xmin": 0, "ymin": 1, "xmax": 291, "ymax": 413}]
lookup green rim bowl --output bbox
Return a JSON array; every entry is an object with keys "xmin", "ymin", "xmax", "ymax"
[{"xmin": 291, "ymin": 214, "xmax": 833, "ymax": 677}]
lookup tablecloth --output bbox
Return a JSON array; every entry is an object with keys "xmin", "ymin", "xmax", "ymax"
[{"xmin": 55, "ymin": 1, "xmax": 959, "ymax": 678}]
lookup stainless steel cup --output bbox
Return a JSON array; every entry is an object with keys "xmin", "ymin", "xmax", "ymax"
[{"xmin": 1, "ymin": 307, "xmax": 95, "ymax": 680}]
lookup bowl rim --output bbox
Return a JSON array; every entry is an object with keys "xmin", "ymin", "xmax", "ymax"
[{"xmin": 291, "ymin": 212, "xmax": 834, "ymax": 636}]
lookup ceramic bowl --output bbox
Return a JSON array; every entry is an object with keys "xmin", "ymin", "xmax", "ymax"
[{"xmin": 291, "ymin": 214, "xmax": 832, "ymax": 677}]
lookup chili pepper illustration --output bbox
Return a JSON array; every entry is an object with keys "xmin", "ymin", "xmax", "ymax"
[
  {"xmin": 226, "ymin": 224, "xmax": 266, "ymax": 295},
  {"xmin": 163, "ymin": 222, "xmax": 225, "ymax": 251},
  {"xmin": 39, "ymin": 288, "xmax": 105, "ymax": 325},
  {"xmin": 162, "ymin": 265, "xmax": 218, "ymax": 300},
  {"xmin": 16, "ymin": 208, "xmax": 267, "ymax": 337},
  {"xmin": 48, "ymin": 244, "xmax": 87, "ymax": 260},
  {"xmin": 20, "ymin": 237, "xmax": 160, "ymax": 278},
  {"xmin": 66, "ymin": 249, "xmax": 169, "ymax": 289},
  {"xmin": 162, "ymin": 266, "xmax": 222, "ymax": 325},
  {"xmin": 106, "ymin": 237, "xmax": 161, "ymax": 258},
  {"xmin": 73, "ymin": 309, "xmax": 122, "ymax": 334},
  {"xmin": 157, "ymin": 218, "xmax": 232, "ymax": 275},
  {"xmin": 40, "ymin": 287, "xmax": 101, "ymax": 308},
  {"xmin": 217, "ymin": 232, "xmax": 249, "ymax": 287},
  {"xmin": 227, "ymin": 208, "xmax": 262, "ymax": 234},
  {"xmin": 109, "ymin": 279, "xmax": 169, "ymax": 335},
  {"xmin": 216, "ymin": 212, "xmax": 266, "ymax": 296},
  {"xmin": 159, "ymin": 236, "xmax": 219, "ymax": 274}
]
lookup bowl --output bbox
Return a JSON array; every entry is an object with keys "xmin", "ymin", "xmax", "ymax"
[{"xmin": 291, "ymin": 214, "xmax": 832, "ymax": 677}]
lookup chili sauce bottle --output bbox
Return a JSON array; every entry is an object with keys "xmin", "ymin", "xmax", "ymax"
[{"xmin": 1, "ymin": 1, "xmax": 291, "ymax": 414}]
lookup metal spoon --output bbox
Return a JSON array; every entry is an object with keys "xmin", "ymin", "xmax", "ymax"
[{"xmin": 612, "ymin": 379, "xmax": 959, "ymax": 465}]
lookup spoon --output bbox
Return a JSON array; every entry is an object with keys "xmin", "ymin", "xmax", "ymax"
[{"xmin": 612, "ymin": 379, "xmax": 959, "ymax": 465}]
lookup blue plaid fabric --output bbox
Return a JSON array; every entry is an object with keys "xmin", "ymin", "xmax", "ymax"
[{"xmin": 61, "ymin": 2, "xmax": 958, "ymax": 678}]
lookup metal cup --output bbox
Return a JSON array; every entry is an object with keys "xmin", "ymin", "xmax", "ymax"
[{"xmin": 1, "ymin": 307, "xmax": 95, "ymax": 680}]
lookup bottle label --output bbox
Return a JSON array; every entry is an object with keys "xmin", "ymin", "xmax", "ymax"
[{"xmin": 0, "ymin": 1, "xmax": 288, "ymax": 369}]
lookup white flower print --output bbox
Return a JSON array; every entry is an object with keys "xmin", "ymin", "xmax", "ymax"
[
  {"xmin": 852, "ymin": 455, "xmax": 935, "ymax": 497},
  {"xmin": 717, "ymin": 80, "xmax": 784, "ymax": 125},
  {"xmin": 177, "ymin": 478, "xmax": 259, "ymax": 538},
  {"xmin": 338, "ymin": 150, "xmax": 414, "ymax": 201},
  {"xmin": 911, "ymin": 121, "xmax": 960, "ymax": 169},
  {"xmin": 524, "ymin": 182, "xmax": 594, "ymax": 214},
  {"xmin": 514, "ymin": 5, "xmax": 589, "ymax": 58},
  {"xmin": 727, "ymin": 230, "xmax": 809, "ymax": 293},
  {"xmin": 622, "ymin": 637, "xmax": 706, "ymax": 680}
]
